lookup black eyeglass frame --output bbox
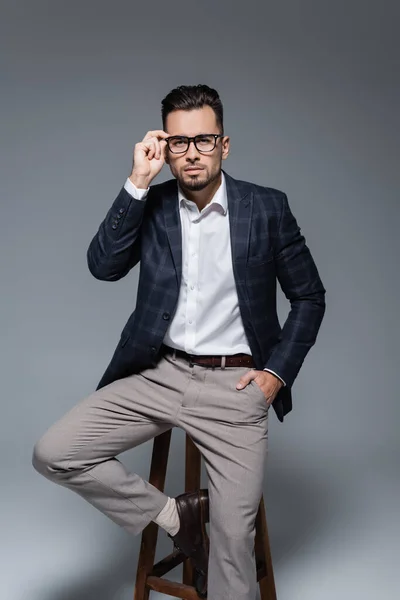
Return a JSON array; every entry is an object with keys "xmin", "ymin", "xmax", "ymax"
[{"xmin": 164, "ymin": 133, "xmax": 224, "ymax": 153}]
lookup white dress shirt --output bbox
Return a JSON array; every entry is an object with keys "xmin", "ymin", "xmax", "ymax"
[{"xmin": 123, "ymin": 172, "xmax": 285, "ymax": 386}]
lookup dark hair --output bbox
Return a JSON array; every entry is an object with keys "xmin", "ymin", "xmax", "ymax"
[{"xmin": 161, "ymin": 84, "xmax": 224, "ymax": 134}]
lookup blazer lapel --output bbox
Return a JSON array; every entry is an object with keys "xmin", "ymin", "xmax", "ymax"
[
  {"xmin": 223, "ymin": 169, "xmax": 252, "ymax": 266},
  {"xmin": 163, "ymin": 179, "xmax": 182, "ymax": 289}
]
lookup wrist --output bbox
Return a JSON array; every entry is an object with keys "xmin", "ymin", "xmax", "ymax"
[{"xmin": 129, "ymin": 172, "xmax": 152, "ymax": 189}]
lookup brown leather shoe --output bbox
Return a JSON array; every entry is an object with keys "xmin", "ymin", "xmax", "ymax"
[{"xmin": 167, "ymin": 489, "xmax": 209, "ymax": 589}]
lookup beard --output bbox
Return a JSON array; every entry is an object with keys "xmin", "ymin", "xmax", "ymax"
[{"xmin": 177, "ymin": 167, "xmax": 221, "ymax": 192}]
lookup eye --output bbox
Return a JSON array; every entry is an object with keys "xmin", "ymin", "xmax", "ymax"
[{"xmin": 170, "ymin": 137, "xmax": 186, "ymax": 147}]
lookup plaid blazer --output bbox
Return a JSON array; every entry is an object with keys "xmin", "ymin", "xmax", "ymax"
[{"xmin": 87, "ymin": 169, "xmax": 326, "ymax": 422}]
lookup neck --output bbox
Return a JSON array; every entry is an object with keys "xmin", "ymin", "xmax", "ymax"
[{"xmin": 180, "ymin": 171, "xmax": 222, "ymax": 211}]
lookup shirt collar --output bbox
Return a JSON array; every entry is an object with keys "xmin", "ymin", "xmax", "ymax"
[{"xmin": 178, "ymin": 170, "xmax": 227, "ymax": 215}]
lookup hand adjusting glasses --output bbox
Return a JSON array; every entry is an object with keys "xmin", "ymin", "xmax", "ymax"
[{"xmin": 164, "ymin": 134, "xmax": 224, "ymax": 153}]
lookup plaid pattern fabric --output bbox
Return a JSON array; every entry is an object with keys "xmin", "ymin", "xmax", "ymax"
[{"xmin": 87, "ymin": 169, "xmax": 326, "ymax": 422}]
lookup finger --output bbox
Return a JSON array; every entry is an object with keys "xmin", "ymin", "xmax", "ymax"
[
  {"xmin": 147, "ymin": 138, "xmax": 156, "ymax": 160},
  {"xmin": 237, "ymin": 368, "xmax": 259, "ymax": 389},
  {"xmin": 149, "ymin": 137, "xmax": 163, "ymax": 160},
  {"xmin": 154, "ymin": 138, "xmax": 162, "ymax": 160},
  {"xmin": 143, "ymin": 130, "xmax": 170, "ymax": 141},
  {"xmin": 159, "ymin": 139, "xmax": 168, "ymax": 160},
  {"xmin": 143, "ymin": 137, "xmax": 158, "ymax": 159},
  {"xmin": 236, "ymin": 374, "xmax": 253, "ymax": 389},
  {"xmin": 138, "ymin": 140, "xmax": 152, "ymax": 159}
]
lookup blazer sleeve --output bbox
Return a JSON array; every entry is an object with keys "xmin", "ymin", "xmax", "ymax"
[
  {"xmin": 86, "ymin": 184, "xmax": 150, "ymax": 281},
  {"xmin": 263, "ymin": 193, "xmax": 326, "ymax": 388}
]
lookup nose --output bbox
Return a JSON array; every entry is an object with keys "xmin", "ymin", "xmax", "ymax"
[{"xmin": 186, "ymin": 139, "xmax": 200, "ymax": 159}]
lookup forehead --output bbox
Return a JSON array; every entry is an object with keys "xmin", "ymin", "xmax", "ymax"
[{"xmin": 165, "ymin": 105, "xmax": 218, "ymax": 135}]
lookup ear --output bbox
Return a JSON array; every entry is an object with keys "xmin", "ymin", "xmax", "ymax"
[{"xmin": 222, "ymin": 135, "xmax": 230, "ymax": 160}]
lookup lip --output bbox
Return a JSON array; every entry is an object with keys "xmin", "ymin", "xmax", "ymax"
[{"xmin": 185, "ymin": 167, "xmax": 203, "ymax": 172}]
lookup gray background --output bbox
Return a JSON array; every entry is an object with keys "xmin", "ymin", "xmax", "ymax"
[{"xmin": 2, "ymin": 1, "xmax": 399, "ymax": 599}]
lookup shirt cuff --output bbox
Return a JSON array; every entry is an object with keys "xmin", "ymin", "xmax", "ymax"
[
  {"xmin": 263, "ymin": 368, "xmax": 286, "ymax": 386},
  {"xmin": 124, "ymin": 177, "xmax": 149, "ymax": 200}
]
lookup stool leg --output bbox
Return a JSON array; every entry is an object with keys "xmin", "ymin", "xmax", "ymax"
[
  {"xmin": 255, "ymin": 495, "xmax": 277, "ymax": 600},
  {"xmin": 134, "ymin": 430, "xmax": 172, "ymax": 600},
  {"xmin": 182, "ymin": 434, "xmax": 203, "ymax": 588}
]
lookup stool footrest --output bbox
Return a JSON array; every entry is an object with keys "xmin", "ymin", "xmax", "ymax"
[{"xmin": 146, "ymin": 575, "xmax": 201, "ymax": 599}]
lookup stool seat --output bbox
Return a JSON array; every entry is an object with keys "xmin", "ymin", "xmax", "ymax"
[{"xmin": 134, "ymin": 429, "xmax": 277, "ymax": 599}]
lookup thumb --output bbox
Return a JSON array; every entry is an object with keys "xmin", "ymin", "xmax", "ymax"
[
  {"xmin": 236, "ymin": 371, "xmax": 255, "ymax": 389},
  {"xmin": 236, "ymin": 380, "xmax": 247, "ymax": 389}
]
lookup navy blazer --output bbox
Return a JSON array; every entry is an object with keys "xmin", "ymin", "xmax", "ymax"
[{"xmin": 87, "ymin": 169, "xmax": 326, "ymax": 422}]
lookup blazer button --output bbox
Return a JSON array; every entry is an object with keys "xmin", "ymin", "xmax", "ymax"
[
  {"xmin": 162, "ymin": 312, "xmax": 170, "ymax": 320},
  {"xmin": 112, "ymin": 224, "xmax": 117, "ymax": 229},
  {"xmin": 150, "ymin": 346, "xmax": 156, "ymax": 354},
  {"xmin": 119, "ymin": 208, "xmax": 125, "ymax": 214}
]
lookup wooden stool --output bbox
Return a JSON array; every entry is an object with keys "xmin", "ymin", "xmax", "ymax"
[{"xmin": 134, "ymin": 429, "xmax": 277, "ymax": 599}]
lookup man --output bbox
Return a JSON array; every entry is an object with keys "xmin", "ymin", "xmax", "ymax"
[{"xmin": 32, "ymin": 84, "xmax": 326, "ymax": 600}]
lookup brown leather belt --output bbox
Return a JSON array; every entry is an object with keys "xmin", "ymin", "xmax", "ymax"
[{"xmin": 161, "ymin": 344, "xmax": 256, "ymax": 368}]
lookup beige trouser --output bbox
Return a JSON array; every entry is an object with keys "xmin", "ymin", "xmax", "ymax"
[{"xmin": 32, "ymin": 348, "xmax": 269, "ymax": 600}]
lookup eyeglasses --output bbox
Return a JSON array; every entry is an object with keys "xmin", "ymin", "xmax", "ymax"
[{"xmin": 165, "ymin": 134, "xmax": 224, "ymax": 154}]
